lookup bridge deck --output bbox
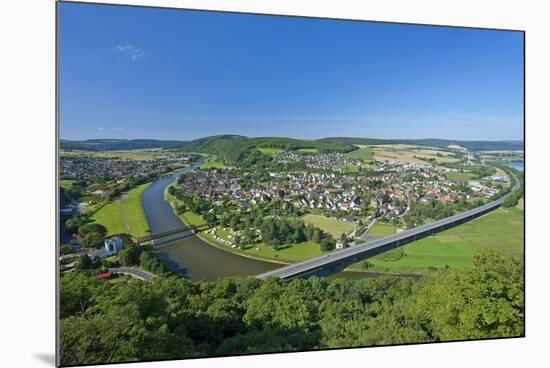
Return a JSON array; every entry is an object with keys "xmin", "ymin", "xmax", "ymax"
[{"xmin": 136, "ymin": 222, "xmax": 217, "ymax": 243}]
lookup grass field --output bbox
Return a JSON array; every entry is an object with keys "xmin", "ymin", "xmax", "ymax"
[
  {"xmin": 165, "ymin": 188, "xmax": 208, "ymax": 228},
  {"xmin": 91, "ymin": 183, "xmax": 151, "ymax": 237},
  {"xmin": 445, "ymin": 172, "xmax": 477, "ymax": 181},
  {"xmin": 367, "ymin": 222, "xmax": 399, "ymax": 237},
  {"xmin": 350, "ymin": 144, "xmax": 460, "ymax": 165},
  {"xmin": 257, "ymin": 147, "xmax": 285, "ymax": 155},
  {"xmin": 347, "ymin": 148, "xmax": 374, "ymax": 161},
  {"xmin": 410, "ymin": 149, "xmax": 460, "ymax": 163},
  {"xmin": 60, "ymin": 180, "xmax": 77, "ymax": 190},
  {"xmin": 373, "ymin": 151, "xmax": 427, "ymax": 164},
  {"xmin": 181, "ymin": 210, "xmax": 207, "ymax": 226},
  {"xmin": 298, "ymin": 148, "xmax": 319, "ymax": 153},
  {"xmin": 200, "ymin": 156, "xmax": 224, "ymax": 169},
  {"xmin": 344, "ymin": 164, "xmax": 360, "ymax": 173},
  {"xmin": 364, "ymin": 207, "xmax": 524, "ymax": 273},
  {"xmin": 303, "ymin": 214, "xmax": 357, "ymax": 238}
]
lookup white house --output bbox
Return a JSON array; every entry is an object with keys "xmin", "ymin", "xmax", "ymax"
[{"xmin": 87, "ymin": 236, "xmax": 124, "ymax": 261}]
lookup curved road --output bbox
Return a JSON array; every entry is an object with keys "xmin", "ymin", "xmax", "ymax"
[
  {"xmin": 258, "ymin": 171, "xmax": 521, "ymax": 280},
  {"xmin": 109, "ymin": 267, "xmax": 155, "ymax": 281}
]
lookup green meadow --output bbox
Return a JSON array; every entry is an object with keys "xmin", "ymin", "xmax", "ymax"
[
  {"xmin": 365, "ymin": 207, "xmax": 524, "ymax": 273},
  {"xmin": 303, "ymin": 214, "xmax": 357, "ymax": 238},
  {"xmin": 199, "ymin": 156, "xmax": 224, "ymax": 169},
  {"xmin": 367, "ymin": 222, "xmax": 399, "ymax": 237},
  {"xmin": 92, "ymin": 183, "xmax": 151, "ymax": 237},
  {"xmin": 445, "ymin": 172, "xmax": 477, "ymax": 181}
]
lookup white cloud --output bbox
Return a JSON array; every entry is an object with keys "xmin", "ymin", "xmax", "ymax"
[
  {"xmin": 98, "ymin": 127, "xmax": 105, "ymax": 130},
  {"xmin": 110, "ymin": 127, "xmax": 124, "ymax": 131},
  {"xmin": 116, "ymin": 44, "xmax": 145, "ymax": 61}
]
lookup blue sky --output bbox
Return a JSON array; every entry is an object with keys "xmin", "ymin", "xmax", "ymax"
[{"xmin": 59, "ymin": 2, "xmax": 524, "ymax": 141}]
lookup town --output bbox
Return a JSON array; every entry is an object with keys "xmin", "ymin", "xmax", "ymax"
[
  {"xmin": 166, "ymin": 147, "xmax": 515, "ymax": 256},
  {"xmin": 172, "ymin": 151, "xmax": 508, "ymax": 224}
]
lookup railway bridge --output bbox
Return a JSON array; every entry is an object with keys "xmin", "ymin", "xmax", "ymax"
[{"xmin": 136, "ymin": 222, "xmax": 218, "ymax": 246}]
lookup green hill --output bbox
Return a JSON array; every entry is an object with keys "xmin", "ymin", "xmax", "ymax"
[{"xmin": 173, "ymin": 135, "xmax": 357, "ymax": 163}]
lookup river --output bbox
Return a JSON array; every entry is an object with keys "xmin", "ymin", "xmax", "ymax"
[
  {"xmin": 507, "ymin": 161, "xmax": 524, "ymax": 172},
  {"xmin": 141, "ymin": 161, "xmax": 399, "ymax": 281}
]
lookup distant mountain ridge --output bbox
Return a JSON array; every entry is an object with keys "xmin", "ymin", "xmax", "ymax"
[
  {"xmin": 61, "ymin": 136, "xmax": 524, "ymax": 154},
  {"xmin": 317, "ymin": 137, "xmax": 524, "ymax": 151},
  {"xmin": 60, "ymin": 139, "xmax": 182, "ymax": 151}
]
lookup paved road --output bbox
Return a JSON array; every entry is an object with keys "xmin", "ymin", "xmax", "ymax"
[
  {"xmin": 109, "ymin": 267, "xmax": 155, "ymax": 281},
  {"xmin": 257, "ymin": 172, "xmax": 520, "ymax": 280}
]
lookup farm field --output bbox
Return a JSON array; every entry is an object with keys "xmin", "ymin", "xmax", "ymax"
[
  {"xmin": 347, "ymin": 148, "xmax": 374, "ymax": 161},
  {"xmin": 91, "ymin": 183, "xmax": 151, "ymax": 237},
  {"xmin": 364, "ymin": 207, "xmax": 524, "ymax": 273},
  {"xmin": 350, "ymin": 144, "xmax": 459, "ymax": 164},
  {"xmin": 410, "ymin": 148, "xmax": 460, "ymax": 163},
  {"xmin": 362, "ymin": 144, "xmax": 422, "ymax": 150},
  {"xmin": 373, "ymin": 150, "xmax": 427, "ymax": 164},
  {"xmin": 303, "ymin": 214, "xmax": 357, "ymax": 238}
]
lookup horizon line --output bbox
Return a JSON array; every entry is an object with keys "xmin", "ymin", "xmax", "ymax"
[{"xmin": 60, "ymin": 135, "xmax": 525, "ymax": 143}]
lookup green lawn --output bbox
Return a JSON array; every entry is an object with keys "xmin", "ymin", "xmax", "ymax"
[
  {"xmin": 303, "ymin": 214, "xmax": 357, "ymax": 238},
  {"xmin": 181, "ymin": 210, "xmax": 207, "ymax": 227},
  {"xmin": 91, "ymin": 183, "xmax": 151, "ymax": 237},
  {"xmin": 257, "ymin": 147, "xmax": 285, "ymax": 155},
  {"xmin": 347, "ymin": 148, "xmax": 374, "ymax": 161},
  {"xmin": 445, "ymin": 172, "xmax": 477, "ymax": 181},
  {"xmin": 364, "ymin": 207, "xmax": 524, "ymax": 273},
  {"xmin": 367, "ymin": 222, "xmax": 398, "ymax": 237}
]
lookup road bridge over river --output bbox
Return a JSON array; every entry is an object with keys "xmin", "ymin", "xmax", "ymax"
[{"xmin": 257, "ymin": 173, "xmax": 521, "ymax": 280}]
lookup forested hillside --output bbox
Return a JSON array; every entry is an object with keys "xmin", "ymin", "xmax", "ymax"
[
  {"xmin": 60, "ymin": 251, "xmax": 523, "ymax": 366},
  {"xmin": 173, "ymin": 135, "xmax": 357, "ymax": 163},
  {"xmin": 61, "ymin": 136, "xmax": 523, "ymax": 155}
]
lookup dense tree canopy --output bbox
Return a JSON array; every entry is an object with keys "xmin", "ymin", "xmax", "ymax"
[{"xmin": 60, "ymin": 251, "xmax": 523, "ymax": 366}]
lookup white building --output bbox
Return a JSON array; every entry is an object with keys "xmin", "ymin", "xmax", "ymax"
[{"xmin": 88, "ymin": 237, "xmax": 124, "ymax": 261}]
